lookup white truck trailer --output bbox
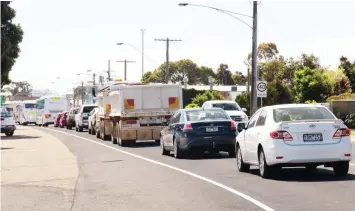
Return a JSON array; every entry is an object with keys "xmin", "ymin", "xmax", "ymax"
[{"xmin": 95, "ymin": 81, "xmax": 182, "ymax": 146}]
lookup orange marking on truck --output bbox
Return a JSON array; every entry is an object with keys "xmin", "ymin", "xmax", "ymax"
[{"xmin": 168, "ymin": 97, "xmax": 179, "ymax": 109}]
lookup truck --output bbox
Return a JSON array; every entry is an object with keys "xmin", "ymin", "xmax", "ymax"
[
  {"xmin": 14, "ymin": 100, "xmax": 37, "ymax": 125},
  {"xmin": 95, "ymin": 81, "xmax": 183, "ymax": 146},
  {"xmin": 36, "ymin": 95, "xmax": 68, "ymax": 126}
]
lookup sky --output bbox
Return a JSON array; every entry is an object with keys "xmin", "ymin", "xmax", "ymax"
[{"xmin": 9, "ymin": 0, "xmax": 355, "ymax": 95}]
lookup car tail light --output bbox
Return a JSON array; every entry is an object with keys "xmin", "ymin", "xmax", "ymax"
[
  {"xmin": 183, "ymin": 123, "xmax": 193, "ymax": 132},
  {"xmin": 0, "ymin": 117, "xmax": 4, "ymax": 121},
  {"xmin": 45, "ymin": 114, "xmax": 51, "ymax": 118},
  {"xmin": 270, "ymin": 130, "xmax": 293, "ymax": 141},
  {"xmin": 231, "ymin": 121, "xmax": 237, "ymax": 131},
  {"xmin": 332, "ymin": 128, "xmax": 351, "ymax": 139}
]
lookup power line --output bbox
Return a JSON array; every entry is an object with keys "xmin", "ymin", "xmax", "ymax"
[
  {"xmin": 116, "ymin": 60, "xmax": 136, "ymax": 81},
  {"xmin": 154, "ymin": 38, "xmax": 182, "ymax": 83}
]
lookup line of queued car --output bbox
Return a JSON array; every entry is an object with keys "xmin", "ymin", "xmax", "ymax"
[{"xmin": 52, "ymin": 101, "xmax": 353, "ymax": 179}]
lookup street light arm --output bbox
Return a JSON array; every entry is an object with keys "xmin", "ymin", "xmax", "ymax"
[{"xmin": 179, "ymin": 3, "xmax": 253, "ymax": 29}]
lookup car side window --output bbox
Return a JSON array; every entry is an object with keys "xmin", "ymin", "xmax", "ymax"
[
  {"xmin": 255, "ymin": 110, "xmax": 267, "ymax": 126},
  {"xmin": 247, "ymin": 110, "xmax": 261, "ymax": 129},
  {"xmin": 175, "ymin": 113, "xmax": 181, "ymax": 123},
  {"xmin": 179, "ymin": 112, "xmax": 186, "ymax": 123},
  {"xmin": 169, "ymin": 111, "xmax": 179, "ymax": 124}
]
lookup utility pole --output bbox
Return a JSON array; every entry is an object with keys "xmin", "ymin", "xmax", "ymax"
[
  {"xmin": 251, "ymin": 1, "xmax": 258, "ymax": 115},
  {"xmin": 154, "ymin": 37, "xmax": 182, "ymax": 83},
  {"xmin": 141, "ymin": 29, "xmax": 145, "ymax": 79},
  {"xmin": 116, "ymin": 59, "xmax": 136, "ymax": 81},
  {"xmin": 107, "ymin": 60, "xmax": 111, "ymax": 82}
]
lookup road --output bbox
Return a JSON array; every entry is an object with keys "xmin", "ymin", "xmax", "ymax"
[{"xmin": 5, "ymin": 126, "xmax": 355, "ymax": 211}]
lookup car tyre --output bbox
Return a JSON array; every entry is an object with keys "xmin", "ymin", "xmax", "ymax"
[
  {"xmin": 78, "ymin": 126, "xmax": 83, "ymax": 132},
  {"xmin": 161, "ymin": 137, "xmax": 169, "ymax": 156},
  {"xmin": 228, "ymin": 146, "xmax": 236, "ymax": 158},
  {"xmin": 258, "ymin": 149, "xmax": 272, "ymax": 178},
  {"xmin": 236, "ymin": 145, "xmax": 250, "ymax": 172},
  {"xmin": 5, "ymin": 132, "xmax": 14, "ymax": 136},
  {"xmin": 333, "ymin": 161, "xmax": 349, "ymax": 177},
  {"xmin": 88, "ymin": 128, "xmax": 92, "ymax": 134},
  {"xmin": 173, "ymin": 138, "xmax": 182, "ymax": 159}
]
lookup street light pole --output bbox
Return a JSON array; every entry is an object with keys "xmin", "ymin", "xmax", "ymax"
[
  {"xmin": 178, "ymin": 1, "xmax": 258, "ymax": 114},
  {"xmin": 141, "ymin": 29, "xmax": 145, "ymax": 78}
]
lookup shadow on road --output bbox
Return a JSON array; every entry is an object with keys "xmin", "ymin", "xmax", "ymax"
[
  {"xmin": 129, "ymin": 141, "xmax": 160, "ymax": 148},
  {"xmin": 1, "ymin": 135, "xmax": 40, "ymax": 140},
  {"xmin": 248, "ymin": 167, "xmax": 355, "ymax": 182},
  {"xmin": 1, "ymin": 147, "xmax": 14, "ymax": 150}
]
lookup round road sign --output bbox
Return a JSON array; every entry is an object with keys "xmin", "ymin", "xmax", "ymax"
[{"xmin": 257, "ymin": 82, "xmax": 267, "ymax": 92}]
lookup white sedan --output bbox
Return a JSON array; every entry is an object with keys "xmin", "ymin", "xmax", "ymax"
[{"xmin": 235, "ymin": 104, "xmax": 352, "ymax": 178}]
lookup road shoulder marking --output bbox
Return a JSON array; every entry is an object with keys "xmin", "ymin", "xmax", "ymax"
[{"xmin": 43, "ymin": 128, "xmax": 274, "ymax": 211}]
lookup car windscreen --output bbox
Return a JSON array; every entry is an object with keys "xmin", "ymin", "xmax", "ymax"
[
  {"xmin": 273, "ymin": 107, "xmax": 336, "ymax": 123},
  {"xmin": 186, "ymin": 110, "xmax": 230, "ymax": 121},
  {"xmin": 1, "ymin": 112, "xmax": 12, "ymax": 118},
  {"xmin": 212, "ymin": 103, "xmax": 241, "ymax": 111},
  {"xmin": 83, "ymin": 106, "xmax": 97, "ymax": 113},
  {"xmin": 25, "ymin": 104, "xmax": 36, "ymax": 109}
]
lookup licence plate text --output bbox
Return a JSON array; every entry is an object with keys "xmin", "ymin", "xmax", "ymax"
[
  {"xmin": 303, "ymin": 134, "xmax": 323, "ymax": 142},
  {"xmin": 206, "ymin": 127, "xmax": 218, "ymax": 132}
]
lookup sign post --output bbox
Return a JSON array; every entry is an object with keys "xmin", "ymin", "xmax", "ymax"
[{"xmin": 256, "ymin": 81, "xmax": 267, "ymax": 108}]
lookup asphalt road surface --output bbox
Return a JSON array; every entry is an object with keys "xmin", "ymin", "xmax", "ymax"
[{"xmin": 36, "ymin": 126, "xmax": 355, "ymax": 211}]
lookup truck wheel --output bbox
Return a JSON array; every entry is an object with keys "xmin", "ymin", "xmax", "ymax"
[
  {"xmin": 91, "ymin": 128, "xmax": 96, "ymax": 135},
  {"xmin": 78, "ymin": 126, "xmax": 83, "ymax": 132},
  {"xmin": 96, "ymin": 129, "xmax": 100, "ymax": 138},
  {"xmin": 5, "ymin": 132, "xmax": 14, "ymax": 136},
  {"xmin": 111, "ymin": 125, "xmax": 117, "ymax": 144}
]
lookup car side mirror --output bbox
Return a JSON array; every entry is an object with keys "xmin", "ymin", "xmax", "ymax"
[
  {"xmin": 162, "ymin": 122, "xmax": 169, "ymax": 126},
  {"xmin": 241, "ymin": 108, "xmax": 247, "ymax": 113},
  {"xmin": 237, "ymin": 123, "xmax": 246, "ymax": 132}
]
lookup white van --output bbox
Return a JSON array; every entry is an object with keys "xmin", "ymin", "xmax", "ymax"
[
  {"xmin": 36, "ymin": 96, "xmax": 68, "ymax": 126},
  {"xmin": 1, "ymin": 107, "xmax": 16, "ymax": 136},
  {"xmin": 14, "ymin": 100, "xmax": 37, "ymax": 125}
]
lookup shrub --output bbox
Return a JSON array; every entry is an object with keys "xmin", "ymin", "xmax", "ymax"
[
  {"xmin": 345, "ymin": 113, "xmax": 355, "ymax": 129},
  {"xmin": 182, "ymin": 88, "xmax": 205, "ymax": 108},
  {"xmin": 185, "ymin": 103, "xmax": 199, "ymax": 108},
  {"xmin": 235, "ymin": 92, "xmax": 250, "ymax": 112},
  {"xmin": 305, "ymin": 100, "xmax": 317, "ymax": 104},
  {"xmin": 326, "ymin": 92, "xmax": 355, "ymax": 102},
  {"xmin": 191, "ymin": 90, "xmax": 224, "ymax": 107}
]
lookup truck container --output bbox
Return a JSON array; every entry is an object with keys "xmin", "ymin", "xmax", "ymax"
[{"xmin": 95, "ymin": 82, "xmax": 182, "ymax": 146}]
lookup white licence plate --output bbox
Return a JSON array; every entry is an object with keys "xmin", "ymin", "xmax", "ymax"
[
  {"xmin": 206, "ymin": 127, "xmax": 218, "ymax": 132},
  {"xmin": 303, "ymin": 134, "xmax": 323, "ymax": 142}
]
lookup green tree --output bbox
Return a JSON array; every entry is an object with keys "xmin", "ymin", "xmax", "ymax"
[
  {"xmin": 3, "ymin": 81, "xmax": 32, "ymax": 96},
  {"xmin": 232, "ymin": 71, "xmax": 247, "ymax": 85},
  {"xmin": 199, "ymin": 66, "xmax": 215, "ymax": 85},
  {"xmin": 73, "ymin": 85, "xmax": 87, "ymax": 102},
  {"xmin": 339, "ymin": 56, "xmax": 355, "ymax": 92},
  {"xmin": 1, "ymin": 2, "xmax": 24, "ymax": 87},
  {"xmin": 185, "ymin": 103, "xmax": 199, "ymax": 108},
  {"xmin": 245, "ymin": 42, "xmax": 279, "ymax": 66},
  {"xmin": 191, "ymin": 90, "xmax": 224, "ymax": 107},
  {"xmin": 215, "ymin": 64, "xmax": 234, "ymax": 85},
  {"xmin": 263, "ymin": 80, "xmax": 293, "ymax": 106},
  {"xmin": 294, "ymin": 67, "xmax": 333, "ymax": 103},
  {"xmin": 298, "ymin": 53, "xmax": 320, "ymax": 70},
  {"xmin": 325, "ymin": 69, "xmax": 352, "ymax": 95},
  {"xmin": 235, "ymin": 92, "xmax": 250, "ymax": 113}
]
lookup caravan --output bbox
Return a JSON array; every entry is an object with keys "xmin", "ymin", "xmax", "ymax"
[
  {"xmin": 36, "ymin": 96, "xmax": 68, "ymax": 126},
  {"xmin": 14, "ymin": 100, "xmax": 37, "ymax": 125}
]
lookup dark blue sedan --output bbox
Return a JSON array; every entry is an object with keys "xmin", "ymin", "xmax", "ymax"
[{"xmin": 160, "ymin": 108, "xmax": 238, "ymax": 159}]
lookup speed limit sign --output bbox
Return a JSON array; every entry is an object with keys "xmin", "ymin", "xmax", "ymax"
[{"xmin": 257, "ymin": 81, "xmax": 267, "ymax": 98}]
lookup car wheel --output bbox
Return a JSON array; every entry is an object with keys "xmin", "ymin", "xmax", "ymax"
[
  {"xmin": 173, "ymin": 138, "xmax": 182, "ymax": 159},
  {"xmin": 258, "ymin": 149, "xmax": 272, "ymax": 178},
  {"xmin": 161, "ymin": 137, "xmax": 169, "ymax": 156},
  {"xmin": 78, "ymin": 126, "xmax": 83, "ymax": 132},
  {"xmin": 5, "ymin": 132, "xmax": 14, "ymax": 136},
  {"xmin": 92, "ymin": 128, "xmax": 96, "ymax": 135},
  {"xmin": 333, "ymin": 161, "xmax": 349, "ymax": 177},
  {"xmin": 236, "ymin": 145, "xmax": 250, "ymax": 172},
  {"xmin": 88, "ymin": 128, "xmax": 92, "ymax": 134},
  {"xmin": 75, "ymin": 126, "xmax": 78, "ymax": 132}
]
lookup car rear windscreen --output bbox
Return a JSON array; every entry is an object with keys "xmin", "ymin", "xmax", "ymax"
[
  {"xmin": 273, "ymin": 107, "xmax": 336, "ymax": 123},
  {"xmin": 212, "ymin": 103, "xmax": 241, "ymax": 111},
  {"xmin": 83, "ymin": 106, "xmax": 97, "ymax": 113},
  {"xmin": 25, "ymin": 104, "xmax": 36, "ymax": 109},
  {"xmin": 1, "ymin": 112, "xmax": 12, "ymax": 118},
  {"xmin": 186, "ymin": 110, "xmax": 229, "ymax": 121}
]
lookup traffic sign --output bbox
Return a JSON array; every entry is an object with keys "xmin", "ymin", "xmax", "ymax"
[{"xmin": 257, "ymin": 81, "xmax": 267, "ymax": 98}]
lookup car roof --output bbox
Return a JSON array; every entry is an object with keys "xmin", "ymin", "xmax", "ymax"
[
  {"xmin": 182, "ymin": 108, "xmax": 224, "ymax": 112},
  {"xmin": 204, "ymin": 100, "xmax": 237, "ymax": 104},
  {"xmin": 261, "ymin": 104, "xmax": 326, "ymax": 110}
]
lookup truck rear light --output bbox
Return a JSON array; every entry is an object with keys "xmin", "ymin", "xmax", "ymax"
[
  {"xmin": 126, "ymin": 120, "xmax": 137, "ymax": 124},
  {"xmin": 183, "ymin": 123, "xmax": 193, "ymax": 132},
  {"xmin": 270, "ymin": 130, "xmax": 293, "ymax": 141},
  {"xmin": 344, "ymin": 154, "xmax": 351, "ymax": 157},
  {"xmin": 333, "ymin": 128, "xmax": 351, "ymax": 139},
  {"xmin": 45, "ymin": 114, "xmax": 51, "ymax": 118},
  {"xmin": 231, "ymin": 121, "xmax": 236, "ymax": 131}
]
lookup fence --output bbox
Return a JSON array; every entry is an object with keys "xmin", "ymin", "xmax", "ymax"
[{"xmin": 329, "ymin": 100, "xmax": 355, "ymax": 116}]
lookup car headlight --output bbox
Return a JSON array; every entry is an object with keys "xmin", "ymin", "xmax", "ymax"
[{"xmin": 242, "ymin": 115, "xmax": 248, "ymax": 121}]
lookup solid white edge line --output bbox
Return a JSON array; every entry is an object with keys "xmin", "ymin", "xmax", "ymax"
[{"xmin": 43, "ymin": 127, "xmax": 275, "ymax": 211}]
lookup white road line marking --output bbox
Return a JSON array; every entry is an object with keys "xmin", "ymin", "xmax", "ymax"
[{"xmin": 43, "ymin": 128, "xmax": 274, "ymax": 211}]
